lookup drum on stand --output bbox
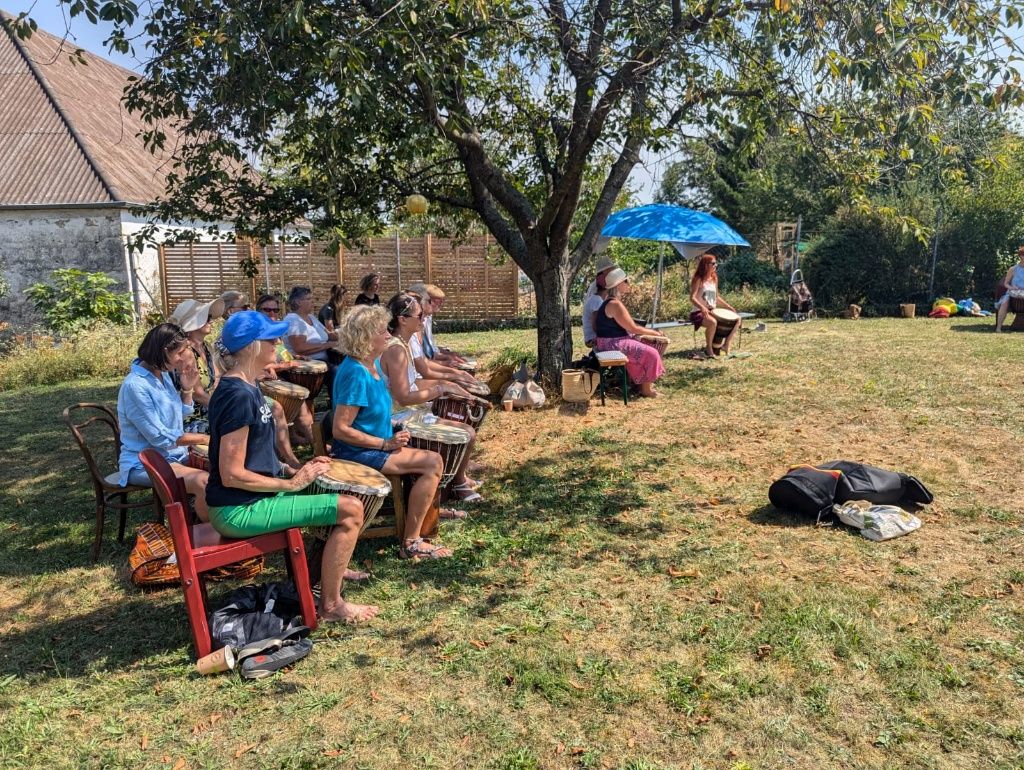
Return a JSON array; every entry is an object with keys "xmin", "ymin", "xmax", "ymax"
[
  {"xmin": 259, "ymin": 379, "xmax": 309, "ymax": 424},
  {"xmin": 636, "ymin": 334, "xmax": 668, "ymax": 356},
  {"xmin": 280, "ymin": 360, "xmax": 328, "ymax": 400},
  {"xmin": 304, "ymin": 459, "xmax": 392, "ymax": 585},
  {"xmin": 187, "ymin": 444, "xmax": 210, "ymax": 472},
  {"xmin": 710, "ymin": 308, "xmax": 740, "ymax": 352}
]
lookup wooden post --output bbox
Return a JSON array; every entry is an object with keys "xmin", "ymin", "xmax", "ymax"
[
  {"xmin": 337, "ymin": 241, "xmax": 344, "ymax": 287},
  {"xmin": 158, "ymin": 245, "xmax": 169, "ymax": 314},
  {"xmin": 188, "ymin": 242, "xmax": 197, "ymax": 299},
  {"xmin": 424, "ymin": 233, "xmax": 433, "ymax": 285}
]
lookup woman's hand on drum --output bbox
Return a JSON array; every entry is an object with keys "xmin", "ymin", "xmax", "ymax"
[
  {"xmin": 289, "ymin": 456, "xmax": 332, "ymax": 491},
  {"xmin": 384, "ymin": 431, "xmax": 410, "ymax": 451},
  {"xmin": 441, "ymin": 382, "xmax": 473, "ymax": 399}
]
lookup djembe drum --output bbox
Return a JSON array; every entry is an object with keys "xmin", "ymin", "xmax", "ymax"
[
  {"xmin": 432, "ymin": 393, "xmax": 489, "ymax": 431},
  {"xmin": 258, "ymin": 379, "xmax": 309, "ymax": 424},
  {"xmin": 637, "ymin": 334, "xmax": 669, "ymax": 356},
  {"xmin": 406, "ymin": 420, "xmax": 472, "ymax": 489},
  {"xmin": 464, "ymin": 379, "xmax": 490, "ymax": 398},
  {"xmin": 187, "ymin": 444, "xmax": 210, "ymax": 472},
  {"xmin": 1008, "ymin": 294, "xmax": 1024, "ymax": 313},
  {"xmin": 304, "ymin": 460, "xmax": 392, "ymax": 585},
  {"xmin": 280, "ymin": 359, "xmax": 328, "ymax": 400},
  {"xmin": 710, "ymin": 308, "xmax": 740, "ymax": 353}
]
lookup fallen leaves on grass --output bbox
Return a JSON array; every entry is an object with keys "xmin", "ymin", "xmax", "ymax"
[
  {"xmin": 141, "ymin": 735, "xmax": 148, "ymax": 751},
  {"xmin": 469, "ymin": 639, "xmax": 488, "ymax": 650},
  {"xmin": 668, "ymin": 566, "xmax": 701, "ymax": 578},
  {"xmin": 234, "ymin": 744, "xmax": 258, "ymax": 758},
  {"xmin": 752, "ymin": 601, "xmax": 763, "ymax": 618},
  {"xmin": 755, "ymin": 644, "xmax": 773, "ymax": 660}
]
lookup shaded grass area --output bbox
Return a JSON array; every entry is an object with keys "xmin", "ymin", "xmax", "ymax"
[{"xmin": 2, "ymin": 317, "xmax": 1024, "ymax": 769}]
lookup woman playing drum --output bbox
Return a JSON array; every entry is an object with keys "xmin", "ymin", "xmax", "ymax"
[
  {"xmin": 995, "ymin": 246, "xmax": 1024, "ymax": 332},
  {"xmin": 283, "ymin": 286, "xmax": 341, "ymax": 390},
  {"xmin": 593, "ymin": 269, "xmax": 667, "ymax": 398},
  {"xmin": 331, "ymin": 305, "xmax": 454, "ymax": 560},
  {"xmin": 380, "ymin": 292, "xmax": 483, "ymax": 507},
  {"xmin": 255, "ymin": 293, "xmax": 315, "ymax": 448},
  {"xmin": 689, "ymin": 253, "xmax": 741, "ymax": 358},
  {"xmin": 117, "ymin": 323, "xmax": 210, "ymax": 521},
  {"xmin": 206, "ymin": 311, "xmax": 377, "ymax": 624}
]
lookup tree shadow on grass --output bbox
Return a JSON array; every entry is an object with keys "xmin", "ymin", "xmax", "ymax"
[
  {"xmin": 747, "ymin": 503, "xmax": 816, "ymax": 528},
  {"xmin": 948, "ymin": 323, "xmax": 1001, "ymax": 334},
  {"xmin": 0, "ymin": 381, "xmax": 141, "ymax": 576}
]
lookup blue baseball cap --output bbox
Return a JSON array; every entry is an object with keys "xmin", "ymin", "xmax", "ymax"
[{"xmin": 220, "ymin": 310, "xmax": 290, "ymax": 353}]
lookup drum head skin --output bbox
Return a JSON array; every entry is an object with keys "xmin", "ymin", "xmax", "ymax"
[
  {"xmin": 711, "ymin": 308, "xmax": 739, "ymax": 322},
  {"xmin": 260, "ymin": 379, "xmax": 310, "ymax": 398},
  {"xmin": 192, "ymin": 444, "xmax": 210, "ymax": 459},
  {"xmin": 317, "ymin": 459, "xmax": 391, "ymax": 495},
  {"xmin": 465, "ymin": 381, "xmax": 490, "ymax": 397},
  {"xmin": 291, "ymin": 360, "xmax": 328, "ymax": 374},
  {"xmin": 408, "ymin": 421, "xmax": 471, "ymax": 445}
]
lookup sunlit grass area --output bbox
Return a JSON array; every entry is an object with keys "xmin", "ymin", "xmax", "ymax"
[{"xmin": 1, "ymin": 316, "xmax": 1022, "ymax": 769}]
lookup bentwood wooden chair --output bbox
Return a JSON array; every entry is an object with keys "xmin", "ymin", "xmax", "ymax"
[
  {"xmin": 140, "ymin": 449, "xmax": 318, "ymax": 658},
  {"xmin": 63, "ymin": 403, "xmax": 163, "ymax": 561}
]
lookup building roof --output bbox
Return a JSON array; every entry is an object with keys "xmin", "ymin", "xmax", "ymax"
[{"xmin": 0, "ymin": 12, "xmax": 174, "ymax": 207}]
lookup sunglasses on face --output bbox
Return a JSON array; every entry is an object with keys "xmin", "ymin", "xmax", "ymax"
[{"xmin": 260, "ymin": 306, "xmax": 280, "ymax": 314}]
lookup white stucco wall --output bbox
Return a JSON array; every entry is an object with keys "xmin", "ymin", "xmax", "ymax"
[{"xmin": 0, "ymin": 207, "xmax": 127, "ymax": 324}]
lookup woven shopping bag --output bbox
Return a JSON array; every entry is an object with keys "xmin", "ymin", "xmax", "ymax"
[
  {"xmin": 129, "ymin": 522, "xmax": 264, "ymax": 588},
  {"xmin": 561, "ymin": 369, "xmax": 599, "ymax": 402}
]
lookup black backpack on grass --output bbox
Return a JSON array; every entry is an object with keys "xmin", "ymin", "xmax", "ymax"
[{"xmin": 768, "ymin": 461, "xmax": 933, "ymax": 523}]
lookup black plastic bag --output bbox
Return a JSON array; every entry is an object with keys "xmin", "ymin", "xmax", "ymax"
[{"xmin": 209, "ymin": 581, "xmax": 306, "ymax": 650}]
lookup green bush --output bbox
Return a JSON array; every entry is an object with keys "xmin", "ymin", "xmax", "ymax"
[
  {"xmin": 718, "ymin": 250, "xmax": 787, "ymax": 292},
  {"xmin": 0, "ymin": 322, "xmax": 142, "ymax": 391},
  {"xmin": 24, "ymin": 269, "xmax": 133, "ymax": 333}
]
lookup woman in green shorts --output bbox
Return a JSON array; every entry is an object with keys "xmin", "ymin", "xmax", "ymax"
[{"xmin": 206, "ymin": 310, "xmax": 378, "ymax": 624}]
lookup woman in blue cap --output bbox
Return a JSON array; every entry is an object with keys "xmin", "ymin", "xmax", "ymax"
[{"xmin": 206, "ymin": 311, "xmax": 378, "ymax": 624}]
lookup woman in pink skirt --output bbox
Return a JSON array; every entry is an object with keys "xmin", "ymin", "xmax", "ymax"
[{"xmin": 593, "ymin": 269, "xmax": 668, "ymax": 398}]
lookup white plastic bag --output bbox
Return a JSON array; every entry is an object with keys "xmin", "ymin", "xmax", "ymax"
[
  {"xmin": 833, "ymin": 500, "xmax": 921, "ymax": 541},
  {"xmin": 502, "ymin": 379, "xmax": 545, "ymax": 409}
]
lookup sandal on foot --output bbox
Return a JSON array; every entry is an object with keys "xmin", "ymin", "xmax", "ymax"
[
  {"xmin": 440, "ymin": 507, "xmax": 468, "ymax": 520},
  {"xmin": 451, "ymin": 482, "xmax": 484, "ymax": 503},
  {"xmin": 399, "ymin": 538, "xmax": 453, "ymax": 560},
  {"xmin": 690, "ymin": 351, "xmax": 712, "ymax": 361}
]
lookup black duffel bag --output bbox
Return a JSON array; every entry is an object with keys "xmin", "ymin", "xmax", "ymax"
[{"xmin": 817, "ymin": 460, "xmax": 933, "ymax": 506}]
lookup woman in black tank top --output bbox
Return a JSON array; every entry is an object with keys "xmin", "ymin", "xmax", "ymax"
[{"xmin": 593, "ymin": 269, "xmax": 668, "ymax": 398}]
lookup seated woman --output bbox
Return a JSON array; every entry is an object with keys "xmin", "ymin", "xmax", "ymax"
[
  {"xmin": 380, "ymin": 292, "xmax": 483, "ymax": 508},
  {"xmin": 996, "ymin": 246, "xmax": 1024, "ymax": 332},
  {"xmin": 318, "ymin": 283, "xmax": 348, "ymax": 332},
  {"xmin": 255, "ymin": 293, "xmax": 314, "ymax": 447},
  {"xmin": 407, "ymin": 283, "xmax": 466, "ymax": 366},
  {"xmin": 283, "ymin": 285, "xmax": 342, "ymax": 387},
  {"xmin": 331, "ymin": 305, "xmax": 453, "ymax": 560},
  {"xmin": 689, "ymin": 253, "xmax": 741, "ymax": 357},
  {"xmin": 583, "ymin": 257, "xmax": 617, "ymax": 348},
  {"xmin": 220, "ymin": 290, "xmax": 249, "ymax": 317},
  {"xmin": 206, "ymin": 311, "xmax": 377, "ymax": 624},
  {"xmin": 593, "ymin": 269, "xmax": 667, "ymax": 398},
  {"xmin": 354, "ymin": 273, "xmax": 381, "ymax": 306},
  {"xmin": 169, "ymin": 296, "xmax": 225, "ymax": 434},
  {"xmin": 117, "ymin": 323, "xmax": 210, "ymax": 520}
]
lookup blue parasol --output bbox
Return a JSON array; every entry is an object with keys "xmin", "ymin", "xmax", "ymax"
[{"xmin": 600, "ymin": 203, "xmax": 749, "ymax": 248}]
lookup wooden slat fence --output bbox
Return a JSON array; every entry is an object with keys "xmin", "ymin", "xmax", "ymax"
[{"xmin": 159, "ymin": 234, "xmax": 518, "ymax": 320}]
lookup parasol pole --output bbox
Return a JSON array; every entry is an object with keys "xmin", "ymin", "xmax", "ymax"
[{"xmin": 652, "ymin": 241, "xmax": 665, "ymax": 325}]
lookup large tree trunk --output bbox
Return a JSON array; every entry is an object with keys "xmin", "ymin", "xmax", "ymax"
[{"xmin": 532, "ymin": 257, "xmax": 574, "ymax": 387}]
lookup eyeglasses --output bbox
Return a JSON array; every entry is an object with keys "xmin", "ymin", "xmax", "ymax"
[
  {"xmin": 404, "ymin": 313, "xmax": 423, "ymax": 320},
  {"xmin": 709, "ymin": 262, "xmax": 718, "ymax": 267},
  {"xmin": 259, "ymin": 306, "xmax": 281, "ymax": 315}
]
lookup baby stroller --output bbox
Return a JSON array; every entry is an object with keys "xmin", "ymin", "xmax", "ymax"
[{"xmin": 783, "ymin": 269, "xmax": 815, "ymax": 322}]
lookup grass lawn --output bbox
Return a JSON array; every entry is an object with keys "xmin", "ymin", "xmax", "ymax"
[{"xmin": 1, "ymin": 317, "xmax": 1023, "ymax": 770}]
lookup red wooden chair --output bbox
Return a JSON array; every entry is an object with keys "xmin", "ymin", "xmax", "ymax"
[{"xmin": 139, "ymin": 448, "xmax": 318, "ymax": 658}]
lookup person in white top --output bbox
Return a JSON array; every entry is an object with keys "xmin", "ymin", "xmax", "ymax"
[
  {"xmin": 283, "ymin": 286, "xmax": 338, "ymax": 362},
  {"xmin": 379, "ymin": 292, "xmax": 482, "ymax": 509},
  {"xmin": 582, "ymin": 255, "xmax": 618, "ymax": 346},
  {"xmin": 689, "ymin": 253, "xmax": 741, "ymax": 358}
]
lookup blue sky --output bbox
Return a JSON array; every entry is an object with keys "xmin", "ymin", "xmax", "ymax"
[{"xmin": 6, "ymin": 1, "xmax": 664, "ymax": 201}]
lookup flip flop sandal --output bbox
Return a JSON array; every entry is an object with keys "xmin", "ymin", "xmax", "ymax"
[
  {"xmin": 451, "ymin": 483, "xmax": 484, "ymax": 503},
  {"xmin": 399, "ymin": 538, "xmax": 453, "ymax": 560},
  {"xmin": 238, "ymin": 638, "xmax": 313, "ymax": 679},
  {"xmin": 440, "ymin": 507, "xmax": 468, "ymax": 520}
]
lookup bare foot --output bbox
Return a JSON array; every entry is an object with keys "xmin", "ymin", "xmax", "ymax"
[
  {"xmin": 640, "ymin": 390, "xmax": 662, "ymax": 398},
  {"xmin": 320, "ymin": 600, "xmax": 380, "ymax": 624},
  {"xmin": 344, "ymin": 568, "xmax": 371, "ymax": 581}
]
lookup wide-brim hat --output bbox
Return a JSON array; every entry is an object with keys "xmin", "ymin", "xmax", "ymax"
[
  {"xmin": 605, "ymin": 268, "xmax": 628, "ymax": 290},
  {"xmin": 221, "ymin": 310, "xmax": 290, "ymax": 353},
  {"xmin": 595, "ymin": 255, "xmax": 618, "ymax": 273},
  {"xmin": 169, "ymin": 297, "xmax": 226, "ymax": 333}
]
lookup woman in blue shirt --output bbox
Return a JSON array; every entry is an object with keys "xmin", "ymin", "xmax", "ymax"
[
  {"xmin": 207, "ymin": 311, "xmax": 378, "ymax": 625},
  {"xmin": 331, "ymin": 305, "xmax": 451, "ymax": 560},
  {"xmin": 117, "ymin": 323, "xmax": 210, "ymax": 521}
]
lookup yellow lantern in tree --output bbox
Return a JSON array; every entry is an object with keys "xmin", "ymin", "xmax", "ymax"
[{"xmin": 405, "ymin": 194, "xmax": 429, "ymax": 215}]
